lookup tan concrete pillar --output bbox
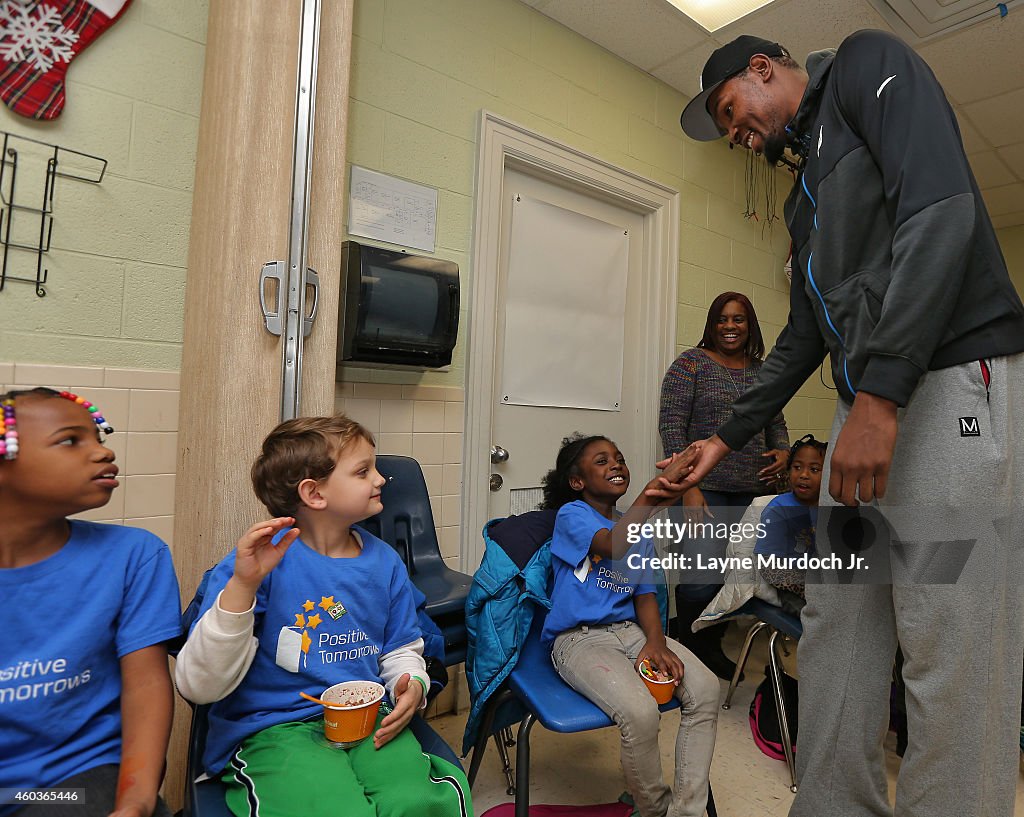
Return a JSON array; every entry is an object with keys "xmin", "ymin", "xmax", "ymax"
[{"xmin": 167, "ymin": 2, "xmax": 353, "ymax": 808}]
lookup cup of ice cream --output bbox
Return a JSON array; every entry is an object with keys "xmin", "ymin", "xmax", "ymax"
[
  {"xmin": 638, "ymin": 658, "xmax": 677, "ymax": 704},
  {"xmin": 319, "ymin": 680, "xmax": 386, "ymax": 747}
]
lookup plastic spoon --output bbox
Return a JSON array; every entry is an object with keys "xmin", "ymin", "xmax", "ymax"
[{"xmin": 299, "ymin": 690, "xmax": 334, "ymax": 707}]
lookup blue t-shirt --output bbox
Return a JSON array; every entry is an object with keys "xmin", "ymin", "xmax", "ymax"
[
  {"xmin": 754, "ymin": 492, "xmax": 817, "ymax": 558},
  {"xmin": 541, "ymin": 501, "xmax": 656, "ymax": 644},
  {"xmin": 194, "ymin": 527, "xmax": 422, "ymax": 775},
  {"xmin": 0, "ymin": 522, "xmax": 181, "ymax": 814}
]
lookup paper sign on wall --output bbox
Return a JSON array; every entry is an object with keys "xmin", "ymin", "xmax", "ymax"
[
  {"xmin": 499, "ymin": 193, "xmax": 629, "ymax": 411},
  {"xmin": 348, "ymin": 166, "xmax": 437, "ymax": 252}
]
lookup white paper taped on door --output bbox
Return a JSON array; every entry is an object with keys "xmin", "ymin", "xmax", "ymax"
[{"xmin": 499, "ymin": 193, "xmax": 629, "ymax": 411}]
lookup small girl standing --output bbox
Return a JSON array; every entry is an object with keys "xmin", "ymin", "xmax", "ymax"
[
  {"xmin": 540, "ymin": 434, "xmax": 719, "ymax": 817},
  {"xmin": 0, "ymin": 388, "xmax": 181, "ymax": 817},
  {"xmin": 755, "ymin": 434, "xmax": 827, "ymax": 612}
]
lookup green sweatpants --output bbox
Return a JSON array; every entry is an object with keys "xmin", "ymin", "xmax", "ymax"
[{"xmin": 221, "ymin": 714, "xmax": 471, "ymax": 817}]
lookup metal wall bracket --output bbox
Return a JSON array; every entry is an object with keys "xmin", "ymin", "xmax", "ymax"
[
  {"xmin": 0, "ymin": 131, "xmax": 106, "ymax": 298},
  {"xmin": 302, "ymin": 267, "xmax": 319, "ymax": 337},
  {"xmin": 279, "ymin": 0, "xmax": 323, "ymax": 421},
  {"xmin": 259, "ymin": 261, "xmax": 285, "ymax": 336},
  {"xmin": 260, "ymin": 261, "xmax": 319, "ymax": 339}
]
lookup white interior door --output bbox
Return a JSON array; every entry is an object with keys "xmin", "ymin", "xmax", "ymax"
[
  {"xmin": 463, "ymin": 113, "xmax": 679, "ymax": 572},
  {"xmin": 486, "ymin": 167, "xmax": 649, "ymax": 520}
]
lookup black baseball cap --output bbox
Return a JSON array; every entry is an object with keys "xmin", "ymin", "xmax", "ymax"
[{"xmin": 679, "ymin": 35, "xmax": 789, "ymax": 141}]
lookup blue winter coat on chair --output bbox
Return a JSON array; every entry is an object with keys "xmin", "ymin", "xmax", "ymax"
[{"xmin": 461, "ymin": 512, "xmax": 554, "ymax": 755}]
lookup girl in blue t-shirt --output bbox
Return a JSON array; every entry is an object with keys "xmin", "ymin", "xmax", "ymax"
[
  {"xmin": 755, "ymin": 434, "xmax": 826, "ymax": 611},
  {"xmin": 541, "ymin": 433, "xmax": 719, "ymax": 817},
  {"xmin": 0, "ymin": 388, "xmax": 181, "ymax": 817}
]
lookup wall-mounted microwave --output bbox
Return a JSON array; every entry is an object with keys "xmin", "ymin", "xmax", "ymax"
[{"xmin": 338, "ymin": 241, "xmax": 459, "ymax": 369}]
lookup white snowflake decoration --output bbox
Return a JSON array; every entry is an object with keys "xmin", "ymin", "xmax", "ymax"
[{"xmin": 0, "ymin": 1, "xmax": 78, "ymax": 73}]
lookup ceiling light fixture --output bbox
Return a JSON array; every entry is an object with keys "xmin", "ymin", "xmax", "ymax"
[{"xmin": 662, "ymin": 0, "xmax": 777, "ymax": 33}]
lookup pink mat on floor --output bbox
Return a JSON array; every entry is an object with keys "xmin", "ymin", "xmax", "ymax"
[{"xmin": 480, "ymin": 803, "xmax": 633, "ymax": 817}]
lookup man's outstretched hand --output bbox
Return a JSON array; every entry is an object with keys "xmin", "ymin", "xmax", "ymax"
[
  {"xmin": 642, "ymin": 444, "xmax": 700, "ymax": 503},
  {"xmin": 648, "ymin": 435, "xmax": 731, "ymax": 498}
]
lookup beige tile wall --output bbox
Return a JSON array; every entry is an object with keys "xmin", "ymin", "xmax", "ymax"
[
  {"xmin": 335, "ymin": 382, "xmax": 465, "ymax": 572},
  {"xmin": 1, "ymin": 362, "xmax": 179, "ymax": 551},
  {"xmin": 1, "ymin": 360, "xmax": 467, "ymax": 574}
]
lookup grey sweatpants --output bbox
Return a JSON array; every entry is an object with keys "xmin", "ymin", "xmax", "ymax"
[
  {"xmin": 552, "ymin": 621, "xmax": 720, "ymax": 817},
  {"xmin": 790, "ymin": 354, "xmax": 1024, "ymax": 817}
]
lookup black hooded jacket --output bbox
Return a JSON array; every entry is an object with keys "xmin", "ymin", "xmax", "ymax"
[{"xmin": 719, "ymin": 30, "xmax": 1024, "ymax": 450}]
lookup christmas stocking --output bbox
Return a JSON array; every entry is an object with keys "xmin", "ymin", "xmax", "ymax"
[{"xmin": 0, "ymin": 0, "xmax": 133, "ymax": 120}]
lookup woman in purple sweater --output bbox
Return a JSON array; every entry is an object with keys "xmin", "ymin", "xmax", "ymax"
[{"xmin": 659, "ymin": 291, "xmax": 790, "ymax": 679}]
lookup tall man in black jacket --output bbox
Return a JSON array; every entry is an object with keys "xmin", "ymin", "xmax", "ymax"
[{"xmin": 678, "ymin": 29, "xmax": 1024, "ymax": 817}]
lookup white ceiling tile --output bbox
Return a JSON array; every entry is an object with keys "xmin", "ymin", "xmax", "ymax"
[
  {"xmin": 981, "ymin": 182, "xmax": 1024, "ymax": 217},
  {"xmin": 967, "ymin": 151, "xmax": 1014, "ymax": 189},
  {"xmin": 963, "ymin": 88, "xmax": 1024, "ymax": 148},
  {"xmin": 650, "ymin": 42, "xmax": 719, "ymax": 98},
  {"xmin": 996, "ymin": 143, "xmax": 1024, "ymax": 180},
  {"xmin": 866, "ymin": 0, "xmax": 1015, "ymax": 44},
  {"xmin": 519, "ymin": 0, "xmax": 1019, "ymax": 160},
  {"xmin": 716, "ymin": 0, "xmax": 892, "ymax": 67},
  {"xmin": 991, "ymin": 211, "xmax": 1024, "ymax": 230},
  {"xmin": 540, "ymin": 0, "xmax": 706, "ymax": 72},
  {"xmin": 916, "ymin": 10, "xmax": 1024, "ymax": 105}
]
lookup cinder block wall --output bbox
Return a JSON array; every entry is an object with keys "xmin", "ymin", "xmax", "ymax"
[{"xmin": 0, "ymin": 2, "xmax": 206, "ymax": 368}]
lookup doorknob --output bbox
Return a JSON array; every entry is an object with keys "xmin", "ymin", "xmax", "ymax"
[
  {"xmin": 490, "ymin": 445, "xmax": 509, "ymax": 464},
  {"xmin": 489, "ymin": 473, "xmax": 503, "ymax": 492}
]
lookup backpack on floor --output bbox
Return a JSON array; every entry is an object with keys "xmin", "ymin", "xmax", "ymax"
[{"xmin": 749, "ymin": 665, "xmax": 799, "ymax": 760}]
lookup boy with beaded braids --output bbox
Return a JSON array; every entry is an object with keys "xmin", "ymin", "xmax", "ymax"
[{"xmin": 0, "ymin": 388, "xmax": 181, "ymax": 817}]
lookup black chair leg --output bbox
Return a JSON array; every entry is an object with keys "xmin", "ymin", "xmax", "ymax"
[
  {"xmin": 514, "ymin": 714, "xmax": 537, "ymax": 817},
  {"xmin": 767, "ymin": 628, "xmax": 798, "ymax": 793},
  {"xmin": 467, "ymin": 687, "xmax": 514, "ymax": 787},
  {"xmin": 494, "ymin": 731, "xmax": 516, "ymax": 796}
]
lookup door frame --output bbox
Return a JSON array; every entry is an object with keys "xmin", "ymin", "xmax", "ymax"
[{"xmin": 462, "ymin": 112, "xmax": 680, "ymax": 571}]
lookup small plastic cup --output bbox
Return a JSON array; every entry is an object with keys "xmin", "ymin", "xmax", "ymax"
[
  {"xmin": 320, "ymin": 681, "xmax": 385, "ymax": 747},
  {"xmin": 638, "ymin": 661, "xmax": 676, "ymax": 705}
]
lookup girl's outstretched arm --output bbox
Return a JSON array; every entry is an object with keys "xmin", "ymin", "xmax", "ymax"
[
  {"xmin": 590, "ymin": 447, "xmax": 699, "ymax": 561},
  {"xmin": 111, "ymin": 644, "xmax": 173, "ymax": 817}
]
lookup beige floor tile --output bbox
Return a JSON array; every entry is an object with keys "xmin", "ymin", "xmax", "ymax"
[{"xmin": 426, "ymin": 623, "xmax": 1024, "ymax": 815}]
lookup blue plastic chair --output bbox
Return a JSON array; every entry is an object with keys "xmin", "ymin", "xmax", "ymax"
[
  {"xmin": 718, "ymin": 597, "xmax": 802, "ymax": 792},
  {"xmin": 182, "ymin": 704, "xmax": 463, "ymax": 817},
  {"xmin": 468, "ymin": 616, "xmax": 717, "ymax": 817},
  {"xmin": 359, "ymin": 454, "xmax": 473, "ymax": 665}
]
